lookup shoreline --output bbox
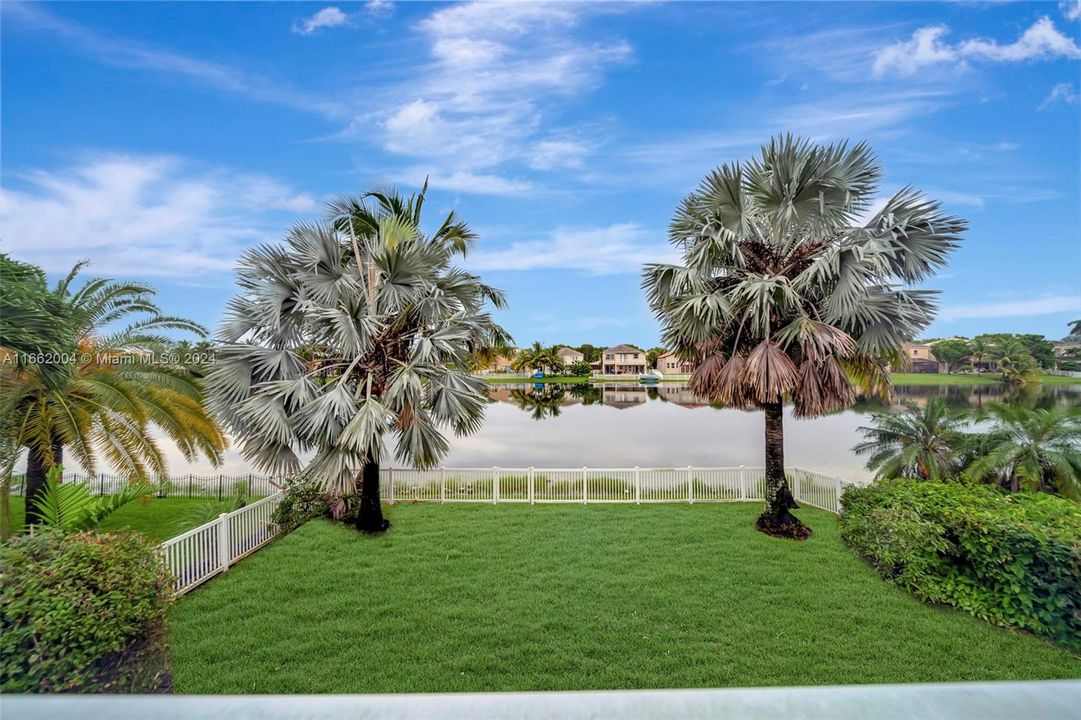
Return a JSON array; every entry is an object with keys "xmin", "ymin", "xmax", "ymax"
[{"xmin": 484, "ymin": 373, "xmax": 1081, "ymax": 387}]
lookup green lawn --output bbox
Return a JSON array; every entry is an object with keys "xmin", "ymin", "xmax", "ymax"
[
  {"xmin": 6, "ymin": 496, "xmax": 236, "ymax": 542},
  {"xmin": 170, "ymin": 504, "xmax": 1079, "ymax": 693},
  {"xmin": 485, "ymin": 373, "xmax": 1080, "ymax": 387},
  {"xmin": 889, "ymin": 372, "xmax": 1079, "ymax": 386}
]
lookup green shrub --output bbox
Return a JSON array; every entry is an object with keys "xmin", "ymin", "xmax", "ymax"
[
  {"xmin": 1, "ymin": 530, "xmax": 173, "ymax": 692},
  {"xmin": 840, "ymin": 480, "xmax": 1081, "ymax": 648},
  {"xmin": 270, "ymin": 478, "xmax": 330, "ymax": 532}
]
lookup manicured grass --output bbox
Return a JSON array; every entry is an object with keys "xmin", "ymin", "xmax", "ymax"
[
  {"xmin": 891, "ymin": 372, "xmax": 1080, "ymax": 386},
  {"xmin": 5, "ymin": 496, "xmax": 235, "ymax": 542},
  {"xmin": 169, "ymin": 504, "xmax": 1079, "ymax": 693}
]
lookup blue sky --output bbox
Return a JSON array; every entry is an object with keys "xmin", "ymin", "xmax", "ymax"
[{"xmin": 2, "ymin": 0, "xmax": 1080, "ymax": 349}]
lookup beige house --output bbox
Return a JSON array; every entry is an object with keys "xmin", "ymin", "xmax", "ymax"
[
  {"xmin": 656, "ymin": 350, "xmax": 694, "ymax": 374},
  {"xmin": 903, "ymin": 343, "xmax": 944, "ymax": 373},
  {"xmin": 483, "ymin": 352, "xmax": 518, "ymax": 373},
  {"xmin": 598, "ymin": 344, "xmax": 647, "ymax": 375},
  {"xmin": 555, "ymin": 346, "xmax": 584, "ymax": 366}
]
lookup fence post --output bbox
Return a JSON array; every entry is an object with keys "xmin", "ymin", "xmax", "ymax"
[
  {"xmin": 687, "ymin": 466, "xmax": 694, "ymax": 503},
  {"xmin": 441, "ymin": 467, "xmax": 446, "ymax": 504},
  {"xmin": 388, "ymin": 468, "xmax": 395, "ymax": 504},
  {"xmin": 100, "ymin": 473, "xmax": 105, "ymax": 495},
  {"xmin": 188, "ymin": 474, "xmax": 193, "ymax": 498},
  {"xmin": 739, "ymin": 465, "xmax": 746, "ymax": 501},
  {"xmin": 217, "ymin": 513, "xmax": 231, "ymax": 571},
  {"xmin": 793, "ymin": 471, "xmax": 801, "ymax": 505},
  {"xmin": 582, "ymin": 466, "xmax": 588, "ymax": 504},
  {"xmin": 248, "ymin": 473, "xmax": 253, "ymax": 497},
  {"xmin": 493, "ymin": 467, "xmax": 500, "ymax": 504},
  {"xmin": 217, "ymin": 474, "xmax": 223, "ymax": 501},
  {"xmin": 634, "ymin": 467, "xmax": 641, "ymax": 505},
  {"xmin": 835, "ymin": 476, "xmax": 843, "ymax": 513},
  {"xmin": 528, "ymin": 467, "xmax": 535, "ymax": 505}
]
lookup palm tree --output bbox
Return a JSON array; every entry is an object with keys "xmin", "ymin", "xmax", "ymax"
[
  {"xmin": 1, "ymin": 261, "xmax": 227, "ymax": 526},
  {"xmin": 965, "ymin": 403, "xmax": 1081, "ymax": 499},
  {"xmin": 513, "ymin": 342, "xmax": 561, "ymax": 375},
  {"xmin": 969, "ymin": 336, "xmax": 992, "ymax": 373},
  {"xmin": 643, "ymin": 135, "xmax": 965, "ymax": 537},
  {"xmin": 991, "ymin": 340, "xmax": 1039, "ymax": 385},
  {"xmin": 853, "ymin": 399, "xmax": 969, "ymax": 482},
  {"xmin": 1068, "ymin": 319, "xmax": 1081, "ymax": 338},
  {"xmin": 208, "ymin": 187, "xmax": 509, "ymax": 532}
]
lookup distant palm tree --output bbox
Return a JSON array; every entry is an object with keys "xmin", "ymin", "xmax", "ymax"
[
  {"xmin": 513, "ymin": 342, "xmax": 561, "ymax": 375},
  {"xmin": 853, "ymin": 399, "xmax": 969, "ymax": 482},
  {"xmin": 965, "ymin": 404, "xmax": 1081, "ymax": 499},
  {"xmin": 969, "ymin": 336, "xmax": 992, "ymax": 372},
  {"xmin": 991, "ymin": 340, "xmax": 1039, "ymax": 385},
  {"xmin": 2, "ymin": 261, "xmax": 226, "ymax": 526},
  {"xmin": 1068, "ymin": 319, "xmax": 1081, "ymax": 337},
  {"xmin": 644, "ymin": 135, "xmax": 965, "ymax": 537},
  {"xmin": 209, "ymin": 187, "xmax": 509, "ymax": 532}
]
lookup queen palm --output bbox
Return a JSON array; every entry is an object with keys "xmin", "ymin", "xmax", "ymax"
[
  {"xmin": 853, "ymin": 398, "xmax": 969, "ymax": 482},
  {"xmin": 965, "ymin": 403, "xmax": 1081, "ymax": 499},
  {"xmin": 208, "ymin": 189, "xmax": 509, "ymax": 532},
  {"xmin": 644, "ymin": 135, "xmax": 965, "ymax": 537},
  {"xmin": 991, "ymin": 339, "xmax": 1039, "ymax": 385},
  {"xmin": 1, "ymin": 261, "xmax": 227, "ymax": 526}
]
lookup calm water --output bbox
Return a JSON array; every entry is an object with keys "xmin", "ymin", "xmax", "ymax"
[{"xmin": 45, "ymin": 381, "xmax": 1081, "ymax": 482}]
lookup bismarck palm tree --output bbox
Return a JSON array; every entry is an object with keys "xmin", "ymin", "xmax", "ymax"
[
  {"xmin": 209, "ymin": 186, "xmax": 509, "ymax": 533},
  {"xmin": 644, "ymin": 135, "xmax": 965, "ymax": 538},
  {"xmin": 1, "ymin": 261, "xmax": 226, "ymax": 526},
  {"xmin": 853, "ymin": 398, "xmax": 969, "ymax": 482},
  {"xmin": 966, "ymin": 403, "xmax": 1081, "ymax": 499}
]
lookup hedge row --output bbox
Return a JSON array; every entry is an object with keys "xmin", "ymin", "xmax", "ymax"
[
  {"xmin": 1, "ymin": 530, "xmax": 173, "ymax": 692},
  {"xmin": 840, "ymin": 480, "xmax": 1081, "ymax": 649}
]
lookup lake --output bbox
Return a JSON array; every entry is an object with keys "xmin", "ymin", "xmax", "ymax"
[
  {"xmin": 429, "ymin": 382, "xmax": 1081, "ymax": 481},
  {"xmin": 36, "ymin": 381, "xmax": 1081, "ymax": 483}
]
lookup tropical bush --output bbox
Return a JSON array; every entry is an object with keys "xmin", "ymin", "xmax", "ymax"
[
  {"xmin": 270, "ymin": 477, "xmax": 331, "ymax": 533},
  {"xmin": 1, "ymin": 530, "xmax": 173, "ymax": 692},
  {"xmin": 567, "ymin": 360, "xmax": 592, "ymax": 376},
  {"xmin": 31, "ymin": 467, "xmax": 151, "ymax": 533},
  {"xmin": 840, "ymin": 480, "xmax": 1081, "ymax": 648}
]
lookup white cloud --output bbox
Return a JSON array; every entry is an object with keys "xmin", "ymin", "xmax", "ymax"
[
  {"xmin": 939, "ymin": 295, "xmax": 1081, "ymax": 322},
  {"xmin": 1039, "ymin": 82, "xmax": 1079, "ymax": 109},
  {"xmin": 367, "ymin": 1, "xmax": 632, "ymax": 193},
  {"xmin": 874, "ymin": 16, "xmax": 1081, "ymax": 76},
  {"xmin": 365, "ymin": 0, "xmax": 394, "ymax": 19},
  {"xmin": 292, "ymin": 7, "xmax": 350, "ymax": 36},
  {"xmin": 0, "ymin": 154, "xmax": 315, "ymax": 277},
  {"xmin": 392, "ymin": 167, "xmax": 534, "ymax": 196},
  {"xmin": 467, "ymin": 223, "xmax": 676, "ymax": 274},
  {"xmin": 872, "ymin": 25, "xmax": 957, "ymax": 77},
  {"xmin": 1063, "ymin": 0, "xmax": 1081, "ymax": 21}
]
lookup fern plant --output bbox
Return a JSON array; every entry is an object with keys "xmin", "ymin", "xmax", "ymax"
[{"xmin": 32, "ymin": 467, "xmax": 151, "ymax": 533}]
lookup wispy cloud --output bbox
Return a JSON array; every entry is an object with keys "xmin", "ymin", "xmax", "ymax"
[
  {"xmin": 1040, "ymin": 82, "xmax": 1080, "ymax": 110},
  {"xmin": 467, "ymin": 223, "xmax": 675, "ymax": 274},
  {"xmin": 364, "ymin": 1, "xmax": 633, "ymax": 193},
  {"xmin": 939, "ymin": 295, "xmax": 1081, "ymax": 321},
  {"xmin": 1063, "ymin": 0, "xmax": 1081, "ymax": 21},
  {"xmin": 0, "ymin": 154, "xmax": 315, "ymax": 278},
  {"xmin": 874, "ymin": 16, "xmax": 1081, "ymax": 77},
  {"xmin": 5, "ymin": 3, "xmax": 344, "ymax": 118},
  {"xmin": 292, "ymin": 7, "xmax": 350, "ymax": 36}
]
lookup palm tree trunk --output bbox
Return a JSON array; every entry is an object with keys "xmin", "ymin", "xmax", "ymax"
[
  {"xmin": 756, "ymin": 403, "xmax": 811, "ymax": 539},
  {"xmin": 24, "ymin": 438, "xmax": 63, "ymax": 528},
  {"xmin": 355, "ymin": 457, "xmax": 389, "ymax": 533}
]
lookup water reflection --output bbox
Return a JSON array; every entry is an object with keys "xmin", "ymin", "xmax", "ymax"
[{"xmin": 463, "ymin": 382, "xmax": 1081, "ymax": 480}]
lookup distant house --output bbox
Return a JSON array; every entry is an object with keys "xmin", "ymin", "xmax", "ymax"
[
  {"xmin": 485, "ymin": 352, "xmax": 518, "ymax": 373},
  {"xmin": 903, "ymin": 343, "xmax": 944, "ymax": 373},
  {"xmin": 656, "ymin": 350, "xmax": 694, "ymax": 375},
  {"xmin": 598, "ymin": 344, "xmax": 647, "ymax": 375},
  {"xmin": 555, "ymin": 346, "xmax": 584, "ymax": 366}
]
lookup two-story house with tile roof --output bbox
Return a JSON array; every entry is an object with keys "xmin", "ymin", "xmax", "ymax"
[{"xmin": 598, "ymin": 344, "xmax": 647, "ymax": 375}]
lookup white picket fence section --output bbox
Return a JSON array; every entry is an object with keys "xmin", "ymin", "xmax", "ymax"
[
  {"xmin": 380, "ymin": 466, "xmax": 856, "ymax": 514},
  {"xmin": 158, "ymin": 466, "xmax": 855, "ymax": 596},
  {"xmin": 159, "ymin": 492, "xmax": 285, "ymax": 595}
]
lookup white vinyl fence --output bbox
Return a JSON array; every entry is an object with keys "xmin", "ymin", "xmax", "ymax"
[
  {"xmin": 159, "ymin": 492, "xmax": 285, "ymax": 595},
  {"xmin": 158, "ymin": 466, "xmax": 855, "ymax": 596},
  {"xmin": 379, "ymin": 466, "xmax": 856, "ymax": 514}
]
